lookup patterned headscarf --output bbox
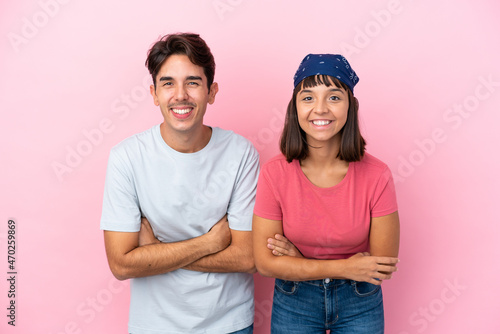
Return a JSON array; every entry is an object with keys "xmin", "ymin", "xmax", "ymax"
[{"xmin": 293, "ymin": 54, "xmax": 359, "ymax": 93}]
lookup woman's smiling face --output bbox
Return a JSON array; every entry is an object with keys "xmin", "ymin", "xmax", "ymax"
[{"xmin": 296, "ymin": 77, "xmax": 349, "ymax": 147}]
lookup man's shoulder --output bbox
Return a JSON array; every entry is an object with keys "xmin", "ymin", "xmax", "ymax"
[
  {"xmin": 213, "ymin": 127, "xmax": 257, "ymax": 154},
  {"xmin": 110, "ymin": 124, "xmax": 158, "ymax": 155},
  {"xmin": 213, "ymin": 127, "xmax": 248, "ymax": 143}
]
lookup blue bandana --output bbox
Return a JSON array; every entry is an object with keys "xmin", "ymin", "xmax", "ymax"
[{"xmin": 293, "ymin": 54, "xmax": 359, "ymax": 92}]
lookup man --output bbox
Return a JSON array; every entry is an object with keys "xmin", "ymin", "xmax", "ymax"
[{"xmin": 100, "ymin": 33, "xmax": 259, "ymax": 333}]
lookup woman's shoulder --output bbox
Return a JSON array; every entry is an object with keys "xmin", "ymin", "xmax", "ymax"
[
  {"xmin": 261, "ymin": 154, "xmax": 296, "ymax": 174},
  {"xmin": 355, "ymin": 152, "xmax": 391, "ymax": 175},
  {"xmin": 262, "ymin": 154, "xmax": 291, "ymax": 166}
]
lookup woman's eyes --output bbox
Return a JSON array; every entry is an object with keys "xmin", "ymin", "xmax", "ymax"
[{"xmin": 301, "ymin": 96, "xmax": 340, "ymax": 101}]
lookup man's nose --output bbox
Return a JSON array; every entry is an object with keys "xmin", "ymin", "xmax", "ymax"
[{"xmin": 174, "ymin": 85, "xmax": 188, "ymax": 101}]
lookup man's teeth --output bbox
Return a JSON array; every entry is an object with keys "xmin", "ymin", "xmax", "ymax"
[
  {"xmin": 312, "ymin": 120, "xmax": 332, "ymax": 126},
  {"xmin": 172, "ymin": 108, "xmax": 191, "ymax": 115}
]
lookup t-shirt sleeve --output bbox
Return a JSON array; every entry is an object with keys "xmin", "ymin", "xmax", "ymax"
[
  {"xmin": 253, "ymin": 162, "xmax": 283, "ymax": 221},
  {"xmin": 226, "ymin": 144, "xmax": 260, "ymax": 231},
  {"xmin": 100, "ymin": 147, "xmax": 142, "ymax": 232},
  {"xmin": 370, "ymin": 166, "xmax": 398, "ymax": 217}
]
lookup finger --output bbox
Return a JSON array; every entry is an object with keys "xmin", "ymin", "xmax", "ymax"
[
  {"xmin": 213, "ymin": 218, "xmax": 229, "ymax": 230},
  {"xmin": 377, "ymin": 264, "xmax": 398, "ymax": 273},
  {"xmin": 376, "ymin": 257, "xmax": 400, "ymax": 265},
  {"xmin": 216, "ymin": 218, "xmax": 227, "ymax": 226},
  {"xmin": 140, "ymin": 218, "xmax": 152, "ymax": 231},
  {"xmin": 272, "ymin": 249, "xmax": 284, "ymax": 256},
  {"xmin": 142, "ymin": 216, "xmax": 153, "ymax": 226},
  {"xmin": 274, "ymin": 234, "xmax": 289, "ymax": 242},
  {"xmin": 352, "ymin": 252, "xmax": 370, "ymax": 258},
  {"xmin": 267, "ymin": 243, "xmax": 289, "ymax": 254},
  {"xmin": 267, "ymin": 238, "xmax": 290, "ymax": 250},
  {"xmin": 375, "ymin": 272, "xmax": 392, "ymax": 281},
  {"xmin": 369, "ymin": 278, "xmax": 383, "ymax": 285}
]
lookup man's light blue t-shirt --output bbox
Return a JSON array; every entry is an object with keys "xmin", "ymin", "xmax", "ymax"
[{"xmin": 101, "ymin": 125, "xmax": 259, "ymax": 334}]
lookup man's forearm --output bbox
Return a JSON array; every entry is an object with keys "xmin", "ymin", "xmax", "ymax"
[
  {"xmin": 183, "ymin": 244, "xmax": 254, "ymax": 273},
  {"xmin": 106, "ymin": 232, "xmax": 223, "ymax": 280},
  {"xmin": 183, "ymin": 230, "xmax": 255, "ymax": 273}
]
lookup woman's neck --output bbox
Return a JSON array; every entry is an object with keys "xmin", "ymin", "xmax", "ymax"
[
  {"xmin": 303, "ymin": 135, "xmax": 342, "ymax": 167},
  {"xmin": 300, "ymin": 139, "xmax": 349, "ymax": 188}
]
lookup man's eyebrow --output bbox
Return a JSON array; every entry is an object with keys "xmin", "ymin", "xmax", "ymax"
[{"xmin": 158, "ymin": 76, "xmax": 202, "ymax": 82}]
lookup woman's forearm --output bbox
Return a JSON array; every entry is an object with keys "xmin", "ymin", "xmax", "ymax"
[{"xmin": 256, "ymin": 252, "xmax": 398, "ymax": 284}]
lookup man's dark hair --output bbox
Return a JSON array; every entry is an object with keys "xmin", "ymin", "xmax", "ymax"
[
  {"xmin": 145, "ymin": 33, "xmax": 216, "ymax": 91},
  {"xmin": 280, "ymin": 75, "xmax": 366, "ymax": 163}
]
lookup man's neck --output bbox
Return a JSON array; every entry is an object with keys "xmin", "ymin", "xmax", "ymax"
[{"xmin": 160, "ymin": 123, "xmax": 212, "ymax": 153}]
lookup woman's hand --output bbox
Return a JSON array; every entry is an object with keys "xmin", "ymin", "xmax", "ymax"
[
  {"xmin": 343, "ymin": 252, "xmax": 399, "ymax": 285},
  {"xmin": 267, "ymin": 234, "xmax": 304, "ymax": 258},
  {"xmin": 139, "ymin": 217, "xmax": 161, "ymax": 246}
]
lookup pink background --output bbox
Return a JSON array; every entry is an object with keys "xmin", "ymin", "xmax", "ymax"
[{"xmin": 1, "ymin": 1, "xmax": 499, "ymax": 333}]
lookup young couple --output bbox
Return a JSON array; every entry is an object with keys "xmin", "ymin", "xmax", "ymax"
[{"xmin": 101, "ymin": 32, "xmax": 400, "ymax": 334}]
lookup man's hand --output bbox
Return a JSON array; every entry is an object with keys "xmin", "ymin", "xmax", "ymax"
[
  {"xmin": 139, "ymin": 217, "xmax": 161, "ymax": 246},
  {"xmin": 139, "ymin": 215, "xmax": 231, "ymax": 252},
  {"xmin": 267, "ymin": 234, "xmax": 304, "ymax": 258},
  {"xmin": 183, "ymin": 215, "xmax": 254, "ymax": 273},
  {"xmin": 206, "ymin": 215, "xmax": 231, "ymax": 253}
]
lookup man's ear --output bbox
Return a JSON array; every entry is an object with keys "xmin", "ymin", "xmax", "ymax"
[
  {"xmin": 150, "ymin": 84, "xmax": 159, "ymax": 106},
  {"xmin": 208, "ymin": 82, "xmax": 219, "ymax": 105}
]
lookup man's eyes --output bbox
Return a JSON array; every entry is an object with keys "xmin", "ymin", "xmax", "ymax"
[{"xmin": 162, "ymin": 82, "xmax": 200, "ymax": 86}]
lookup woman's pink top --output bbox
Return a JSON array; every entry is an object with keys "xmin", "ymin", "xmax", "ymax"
[{"xmin": 254, "ymin": 153, "xmax": 398, "ymax": 260}]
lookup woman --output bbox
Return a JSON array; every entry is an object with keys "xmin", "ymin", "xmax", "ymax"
[{"xmin": 253, "ymin": 54, "xmax": 400, "ymax": 333}]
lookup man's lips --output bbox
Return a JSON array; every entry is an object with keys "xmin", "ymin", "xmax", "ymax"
[{"xmin": 171, "ymin": 107, "xmax": 193, "ymax": 115}]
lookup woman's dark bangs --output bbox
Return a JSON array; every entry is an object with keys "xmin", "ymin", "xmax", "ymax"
[{"xmin": 299, "ymin": 75, "xmax": 347, "ymax": 91}]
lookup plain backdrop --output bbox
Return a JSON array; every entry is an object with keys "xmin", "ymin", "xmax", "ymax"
[{"xmin": 1, "ymin": 1, "xmax": 500, "ymax": 333}]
